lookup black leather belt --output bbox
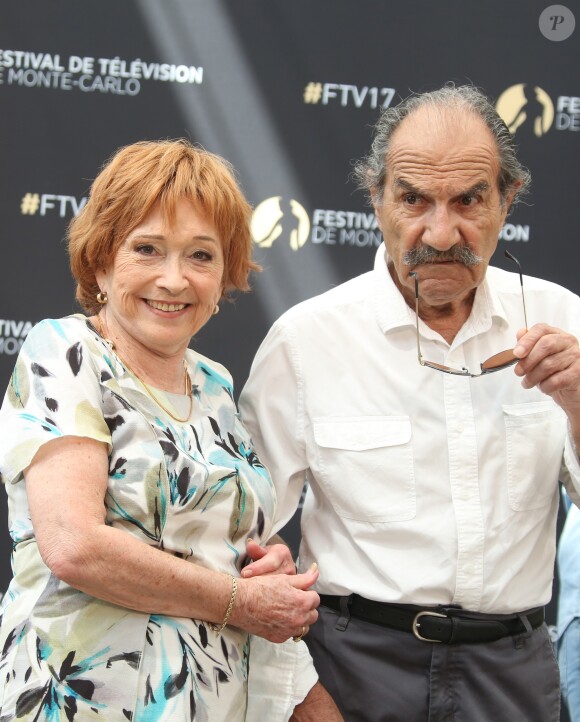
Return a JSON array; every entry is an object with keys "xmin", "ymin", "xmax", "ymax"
[{"xmin": 319, "ymin": 594, "xmax": 544, "ymax": 644}]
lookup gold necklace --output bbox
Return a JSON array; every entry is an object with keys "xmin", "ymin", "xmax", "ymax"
[{"xmin": 95, "ymin": 315, "xmax": 193, "ymax": 423}]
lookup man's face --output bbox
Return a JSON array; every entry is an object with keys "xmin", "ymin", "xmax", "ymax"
[{"xmin": 373, "ymin": 106, "xmax": 513, "ymax": 311}]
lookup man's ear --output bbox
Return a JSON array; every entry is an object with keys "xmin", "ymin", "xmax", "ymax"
[
  {"xmin": 371, "ymin": 187, "xmax": 383, "ymax": 229},
  {"xmin": 501, "ymin": 180, "xmax": 523, "ymax": 222}
]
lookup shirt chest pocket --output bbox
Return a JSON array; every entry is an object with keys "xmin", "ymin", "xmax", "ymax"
[
  {"xmin": 312, "ymin": 416, "xmax": 415, "ymax": 522},
  {"xmin": 503, "ymin": 401, "xmax": 565, "ymax": 511}
]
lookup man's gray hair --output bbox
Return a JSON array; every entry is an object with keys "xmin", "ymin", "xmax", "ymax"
[{"xmin": 354, "ymin": 84, "xmax": 531, "ymax": 207}]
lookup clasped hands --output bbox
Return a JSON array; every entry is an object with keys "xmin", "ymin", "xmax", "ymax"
[{"xmin": 228, "ymin": 538, "xmax": 319, "ymax": 643}]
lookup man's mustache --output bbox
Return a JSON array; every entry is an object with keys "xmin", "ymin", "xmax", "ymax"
[{"xmin": 403, "ymin": 245, "xmax": 483, "ymax": 267}]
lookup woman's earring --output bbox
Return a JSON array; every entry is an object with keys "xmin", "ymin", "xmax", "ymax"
[
  {"xmin": 213, "ymin": 305, "xmax": 220, "ymax": 315},
  {"xmin": 96, "ymin": 291, "xmax": 108, "ymax": 305}
]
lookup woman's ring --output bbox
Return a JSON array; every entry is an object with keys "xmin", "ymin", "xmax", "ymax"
[{"xmin": 292, "ymin": 625, "xmax": 307, "ymax": 642}]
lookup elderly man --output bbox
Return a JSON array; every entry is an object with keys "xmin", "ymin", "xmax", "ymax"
[{"xmin": 240, "ymin": 85, "xmax": 580, "ymax": 721}]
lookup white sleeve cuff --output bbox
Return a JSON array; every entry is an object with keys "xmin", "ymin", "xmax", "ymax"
[
  {"xmin": 563, "ymin": 423, "xmax": 580, "ymax": 505},
  {"xmin": 246, "ymin": 636, "xmax": 318, "ymax": 722}
]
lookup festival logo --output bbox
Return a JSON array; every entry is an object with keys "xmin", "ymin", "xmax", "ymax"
[
  {"xmin": 252, "ymin": 198, "xmax": 382, "ymax": 251},
  {"xmin": 251, "ymin": 197, "xmax": 310, "ymax": 251},
  {"xmin": 497, "ymin": 83, "xmax": 580, "ymax": 134},
  {"xmin": 496, "ymin": 84, "xmax": 555, "ymax": 137}
]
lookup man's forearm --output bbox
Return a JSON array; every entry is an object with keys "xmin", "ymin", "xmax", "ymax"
[{"xmin": 290, "ymin": 681, "xmax": 344, "ymax": 722}]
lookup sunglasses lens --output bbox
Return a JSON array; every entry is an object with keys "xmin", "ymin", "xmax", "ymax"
[
  {"xmin": 481, "ymin": 349, "xmax": 518, "ymax": 371},
  {"xmin": 425, "ymin": 361, "xmax": 469, "ymax": 376}
]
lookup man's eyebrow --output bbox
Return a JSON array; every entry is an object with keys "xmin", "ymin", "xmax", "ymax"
[
  {"xmin": 461, "ymin": 181, "xmax": 490, "ymax": 196},
  {"xmin": 393, "ymin": 179, "xmax": 490, "ymax": 196},
  {"xmin": 394, "ymin": 178, "xmax": 423, "ymax": 195}
]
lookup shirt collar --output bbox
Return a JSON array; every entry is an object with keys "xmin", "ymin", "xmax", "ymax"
[
  {"xmin": 371, "ymin": 243, "xmax": 511, "ymax": 336},
  {"xmin": 371, "ymin": 244, "xmax": 415, "ymax": 333}
]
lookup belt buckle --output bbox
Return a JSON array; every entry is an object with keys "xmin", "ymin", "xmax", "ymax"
[{"xmin": 412, "ymin": 610, "xmax": 447, "ymax": 643}]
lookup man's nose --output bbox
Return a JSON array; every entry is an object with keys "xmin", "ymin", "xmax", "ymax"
[{"xmin": 421, "ymin": 205, "xmax": 460, "ymax": 250}]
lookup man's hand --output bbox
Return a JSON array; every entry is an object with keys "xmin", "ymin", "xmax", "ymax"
[
  {"xmin": 242, "ymin": 537, "xmax": 297, "ymax": 578},
  {"xmin": 513, "ymin": 323, "xmax": 580, "ymax": 414}
]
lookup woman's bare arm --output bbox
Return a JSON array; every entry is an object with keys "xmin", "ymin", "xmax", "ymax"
[{"xmin": 26, "ymin": 435, "xmax": 319, "ymax": 642}]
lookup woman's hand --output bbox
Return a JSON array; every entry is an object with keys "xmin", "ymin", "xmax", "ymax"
[
  {"xmin": 231, "ymin": 564, "xmax": 320, "ymax": 643},
  {"xmin": 242, "ymin": 537, "xmax": 297, "ymax": 578}
]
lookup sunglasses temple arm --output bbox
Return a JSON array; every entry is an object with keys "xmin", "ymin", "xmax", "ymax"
[
  {"xmin": 520, "ymin": 276, "xmax": 529, "ymax": 330},
  {"xmin": 504, "ymin": 249, "xmax": 528, "ymax": 331},
  {"xmin": 409, "ymin": 272, "xmax": 424, "ymax": 365}
]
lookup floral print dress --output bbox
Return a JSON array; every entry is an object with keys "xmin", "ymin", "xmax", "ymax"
[{"xmin": 0, "ymin": 315, "xmax": 277, "ymax": 722}]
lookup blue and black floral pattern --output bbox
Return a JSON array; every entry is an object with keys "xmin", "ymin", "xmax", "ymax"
[{"xmin": 0, "ymin": 316, "xmax": 276, "ymax": 721}]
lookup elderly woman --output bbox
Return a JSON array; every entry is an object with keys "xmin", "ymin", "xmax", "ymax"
[{"xmin": 0, "ymin": 140, "xmax": 341, "ymax": 721}]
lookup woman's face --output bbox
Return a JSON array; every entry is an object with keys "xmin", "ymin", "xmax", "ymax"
[{"xmin": 96, "ymin": 197, "xmax": 224, "ymax": 360}]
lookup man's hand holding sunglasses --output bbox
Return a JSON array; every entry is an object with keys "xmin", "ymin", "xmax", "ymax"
[{"xmin": 514, "ymin": 323, "xmax": 580, "ymax": 456}]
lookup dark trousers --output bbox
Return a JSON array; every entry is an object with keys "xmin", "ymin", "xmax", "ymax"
[{"xmin": 307, "ymin": 605, "xmax": 560, "ymax": 722}]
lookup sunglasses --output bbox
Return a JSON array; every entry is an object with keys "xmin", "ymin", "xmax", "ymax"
[{"xmin": 409, "ymin": 250, "xmax": 527, "ymax": 377}]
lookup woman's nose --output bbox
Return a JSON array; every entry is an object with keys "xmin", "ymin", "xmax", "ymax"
[{"xmin": 156, "ymin": 257, "xmax": 188, "ymax": 294}]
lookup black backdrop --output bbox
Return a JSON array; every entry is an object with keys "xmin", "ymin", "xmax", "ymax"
[{"xmin": 1, "ymin": 0, "xmax": 579, "ymax": 684}]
